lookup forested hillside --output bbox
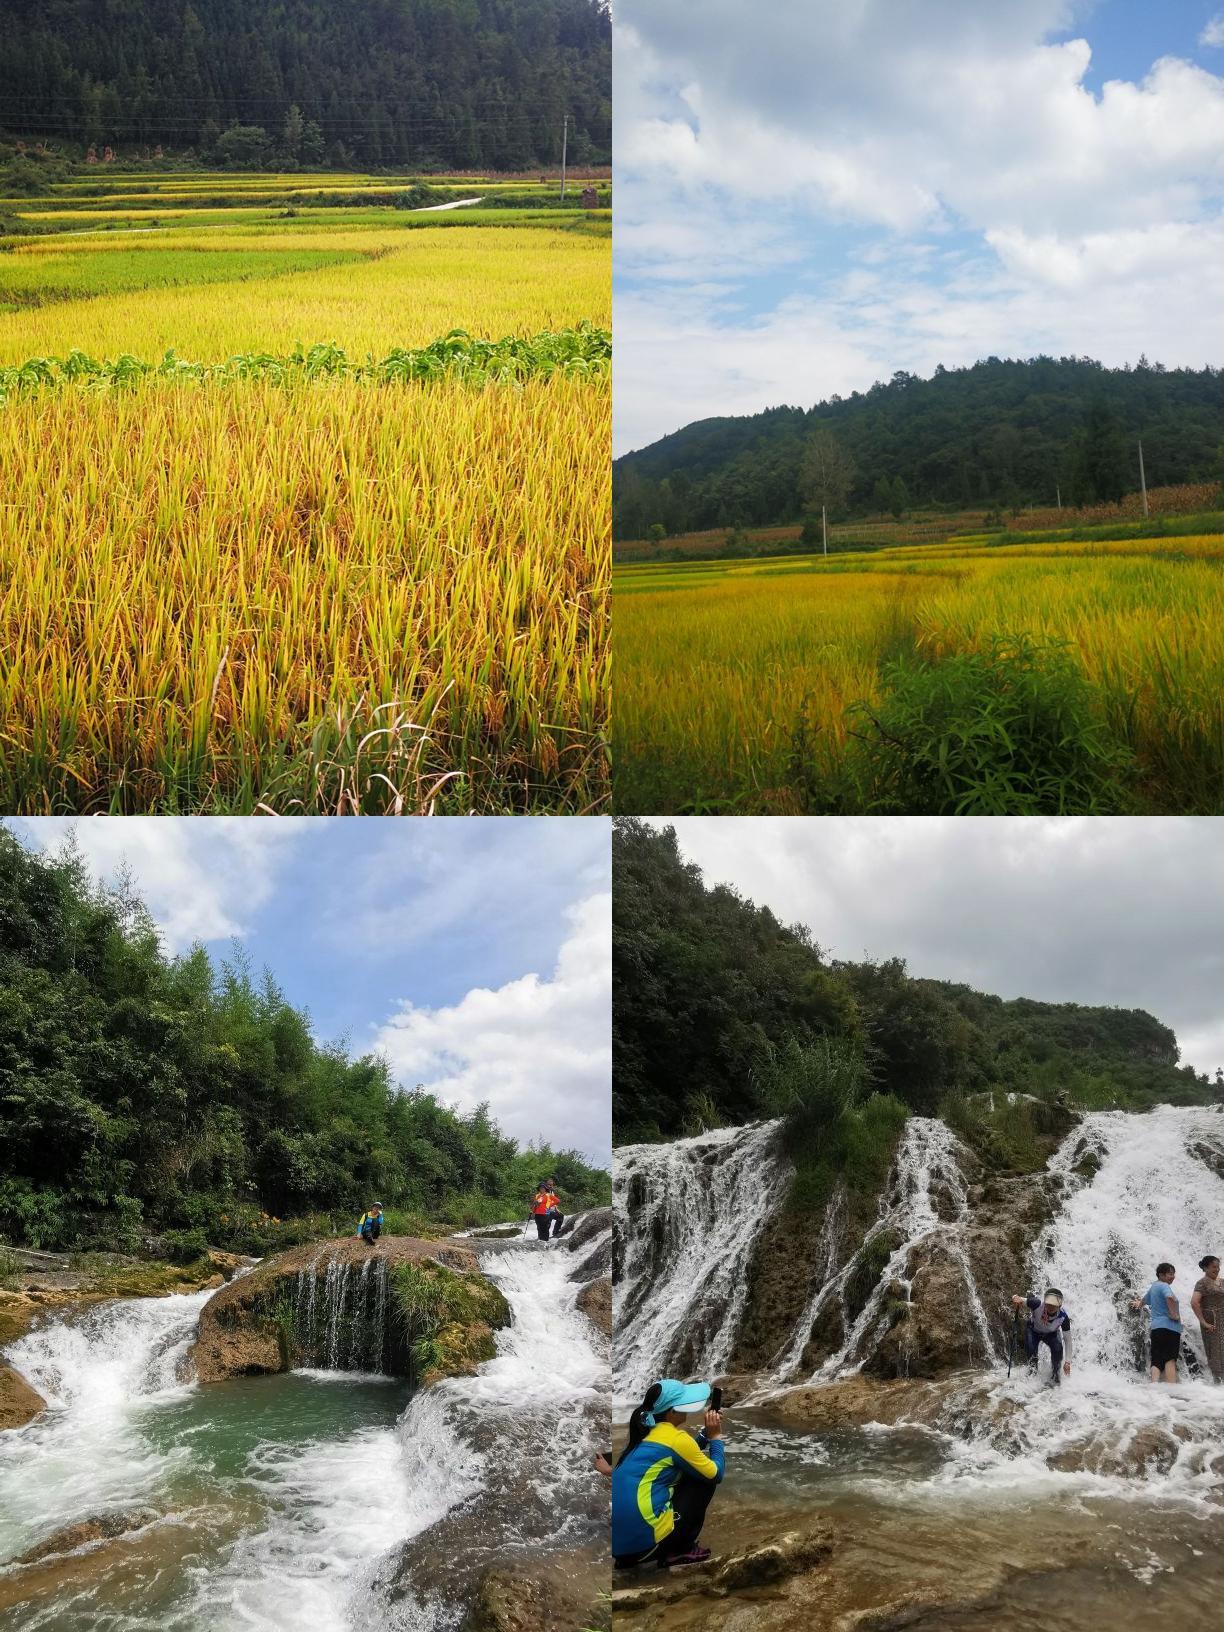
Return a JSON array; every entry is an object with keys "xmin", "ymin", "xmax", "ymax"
[
  {"xmin": 0, "ymin": 0, "xmax": 610, "ymax": 170},
  {"xmin": 613, "ymin": 356, "xmax": 1224, "ymax": 538},
  {"xmin": 613, "ymin": 819, "xmax": 1219, "ymax": 1143},
  {"xmin": 0, "ymin": 826, "xmax": 608, "ymax": 1253}
]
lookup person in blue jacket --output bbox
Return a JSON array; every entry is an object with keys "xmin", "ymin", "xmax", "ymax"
[
  {"xmin": 356, "ymin": 1203, "xmax": 384, "ymax": 1244},
  {"xmin": 1132, "ymin": 1262, "xmax": 1183, "ymax": 1383},
  {"xmin": 612, "ymin": 1379, "xmax": 725, "ymax": 1569}
]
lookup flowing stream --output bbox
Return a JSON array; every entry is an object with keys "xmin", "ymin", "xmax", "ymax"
[
  {"xmin": 0, "ymin": 1231, "xmax": 608, "ymax": 1631},
  {"xmin": 613, "ymin": 1106, "xmax": 1224, "ymax": 1627}
]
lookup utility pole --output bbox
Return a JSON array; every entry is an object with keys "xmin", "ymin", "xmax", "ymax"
[
  {"xmin": 1138, "ymin": 439, "xmax": 1149, "ymax": 516},
  {"xmin": 822, "ymin": 503, "xmax": 828, "ymax": 556},
  {"xmin": 560, "ymin": 113, "xmax": 569, "ymax": 200},
  {"xmin": 1056, "ymin": 484, "xmax": 1062, "ymax": 510}
]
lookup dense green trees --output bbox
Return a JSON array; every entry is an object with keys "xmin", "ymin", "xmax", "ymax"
[
  {"xmin": 0, "ymin": 0, "xmax": 611, "ymax": 171},
  {"xmin": 0, "ymin": 827, "xmax": 608, "ymax": 1252},
  {"xmin": 613, "ymin": 356, "xmax": 1224, "ymax": 538},
  {"xmin": 612, "ymin": 818, "xmax": 1216, "ymax": 1143}
]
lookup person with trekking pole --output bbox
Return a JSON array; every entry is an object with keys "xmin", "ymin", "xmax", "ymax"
[
  {"xmin": 1131, "ymin": 1262, "xmax": 1183, "ymax": 1383},
  {"xmin": 1010, "ymin": 1289, "xmax": 1072, "ymax": 1383}
]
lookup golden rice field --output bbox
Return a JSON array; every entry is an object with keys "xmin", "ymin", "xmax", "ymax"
[
  {"xmin": 613, "ymin": 534, "xmax": 1224, "ymax": 814},
  {"xmin": 0, "ymin": 175, "xmax": 610, "ymax": 813},
  {"xmin": 0, "ymin": 375, "xmax": 608, "ymax": 813},
  {"xmin": 0, "ymin": 225, "xmax": 609, "ymax": 360}
]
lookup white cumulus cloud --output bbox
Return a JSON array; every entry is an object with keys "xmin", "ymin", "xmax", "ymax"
[
  {"xmin": 615, "ymin": 1, "xmax": 1224, "ymax": 453},
  {"xmin": 12, "ymin": 816, "xmax": 302, "ymax": 954},
  {"xmin": 373, "ymin": 891, "xmax": 612, "ymax": 1163}
]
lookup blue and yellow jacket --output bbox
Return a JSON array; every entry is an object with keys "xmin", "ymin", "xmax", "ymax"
[
  {"xmin": 611, "ymin": 1424, "xmax": 725, "ymax": 1557},
  {"xmin": 356, "ymin": 1211, "xmax": 382, "ymax": 1238}
]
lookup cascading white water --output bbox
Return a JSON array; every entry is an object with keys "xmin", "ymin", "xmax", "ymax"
[
  {"xmin": 614, "ymin": 1120, "xmax": 790, "ymax": 1408},
  {"xmin": 293, "ymin": 1251, "xmax": 389, "ymax": 1373},
  {"xmin": 1034, "ymin": 1106, "xmax": 1223, "ymax": 1372},
  {"xmin": 0, "ymin": 1230, "xmax": 609, "ymax": 1631},
  {"xmin": 923, "ymin": 1107, "xmax": 1224, "ymax": 1507},
  {"xmin": 0, "ymin": 1288, "xmax": 213, "ymax": 1563},
  {"xmin": 797, "ymin": 1115, "xmax": 993, "ymax": 1383},
  {"xmin": 186, "ymin": 1229, "xmax": 609, "ymax": 1631}
]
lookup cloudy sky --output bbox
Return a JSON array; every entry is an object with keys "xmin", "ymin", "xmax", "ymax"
[
  {"xmin": 10, "ymin": 818, "xmax": 612, "ymax": 1165},
  {"xmin": 649, "ymin": 817, "xmax": 1224, "ymax": 1079},
  {"xmin": 615, "ymin": 0, "xmax": 1224, "ymax": 453}
]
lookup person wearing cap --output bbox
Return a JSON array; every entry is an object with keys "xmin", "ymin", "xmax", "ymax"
[
  {"xmin": 1131, "ymin": 1262, "xmax": 1182, "ymax": 1383},
  {"xmin": 1011, "ymin": 1289, "xmax": 1072, "ymax": 1382},
  {"xmin": 612, "ymin": 1379, "xmax": 725, "ymax": 1568},
  {"xmin": 356, "ymin": 1203, "xmax": 384, "ymax": 1244}
]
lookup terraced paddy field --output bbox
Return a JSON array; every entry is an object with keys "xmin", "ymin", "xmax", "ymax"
[
  {"xmin": 613, "ymin": 528, "xmax": 1224, "ymax": 816},
  {"xmin": 0, "ymin": 173, "xmax": 610, "ymax": 813}
]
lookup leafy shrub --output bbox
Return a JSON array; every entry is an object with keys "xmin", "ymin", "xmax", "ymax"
[
  {"xmin": 162, "ymin": 1226, "xmax": 209, "ymax": 1265},
  {"xmin": 845, "ymin": 633, "xmax": 1133, "ymax": 814}
]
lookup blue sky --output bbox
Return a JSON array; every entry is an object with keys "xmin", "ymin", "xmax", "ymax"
[
  {"xmin": 615, "ymin": 0, "xmax": 1224, "ymax": 453},
  {"xmin": 11, "ymin": 818, "xmax": 612, "ymax": 1164}
]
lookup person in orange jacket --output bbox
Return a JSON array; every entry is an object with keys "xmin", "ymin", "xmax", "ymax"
[{"xmin": 529, "ymin": 1180, "xmax": 564, "ymax": 1241}]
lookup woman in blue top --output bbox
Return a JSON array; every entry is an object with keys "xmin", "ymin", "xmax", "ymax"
[
  {"xmin": 612, "ymin": 1379, "xmax": 725, "ymax": 1568},
  {"xmin": 1131, "ymin": 1261, "xmax": 1182, "ymax": 1383}
]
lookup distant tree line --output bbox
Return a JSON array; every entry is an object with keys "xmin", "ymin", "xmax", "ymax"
[
  {"xmin": 613, "ymin": 355, "xmax": 1224, "ymax": 540},
  {"xmin": 613, "ymin": 819, "xmax": 1218, "ymax": 1143},
  {"xmin": 0, "ymin": 826, "xmax": 609, "ymax": 1253},
  {"xmin": 0, "ymin": 0, "xmax": 611, "ymax": 171}
]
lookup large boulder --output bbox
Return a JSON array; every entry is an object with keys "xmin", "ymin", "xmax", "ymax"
[
  {"xmin": 457, "ymin": 1550, "xmax": 610, "ymax": 1632},
  {"xmin": 191, "ymin": 1235, "xmax": 507, "ymax": 1384},
  {"xmin": 576, "ymin": 1277, "xmax": 611, "ymax": 1336},
  {"xmin": 0, "ymin": 1362, "xmax": 44, "ymax": 1431}
]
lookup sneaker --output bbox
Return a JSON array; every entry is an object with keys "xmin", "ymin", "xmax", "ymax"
[{"xmin": 661, "ymin": 1546, "xmax": 711, "ymax": 1567}]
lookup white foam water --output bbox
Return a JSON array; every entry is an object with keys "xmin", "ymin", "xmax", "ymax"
[
  {"xmin": 0, "ymin": 1289, "xmax": 213, "ymax": 1562},
  {"xmin": 614, "ymin": 1120, "xmax": 789, "ymax": 1409},
  {"xmin": 924, "ymin": 1106, "xmax": 1224, "ymax": 1509},
  {"xmin": 1, "ymin": 1231, "xmax": 608, "ymax": 1631},
  {"xmin": 186, "ymin": 1232, "xmax": 608, "ymax": 1631},
  {"xmin": 806, "ymin": 1115, "xmax": 994, "ymax": 1382}
]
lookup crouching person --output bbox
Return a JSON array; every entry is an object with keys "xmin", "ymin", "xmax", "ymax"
[{"xmin": 612, "ymin": 1379, "xmax": 724, "ymax": 1569}]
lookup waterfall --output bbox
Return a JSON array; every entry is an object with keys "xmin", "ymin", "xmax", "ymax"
[
  {"xmin": 0, "ymin": 1288, "xmax": 214, "ymax": 1564},
  {"xmin": 1, "ymin": 1229, "xmax": 608, "ymax": 1630},
  {"xmin": 1033, "ymin": 1105, "xmax": 1224, "ymax": 1374},
  {"xmin": 912, "ymin": 1106, "xmax": 1224, "ymax": 1505},
  {"xmin": 369, "ymin": 1228, "xmax": 610, "ymax": 1630},
  {"xmin": 613, "ymin": 1120, "xmax": 790, "ymax": 1408},
  {"xmin": 292, "ymin": 1252, "xmax": 390, "ymax": 1374},
  {"xmin": 803, "ymin": 1116, "xmax": 993, "ymax": 1382}
]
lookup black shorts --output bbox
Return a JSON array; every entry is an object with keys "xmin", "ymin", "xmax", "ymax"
[{"xmin": 1150, "ymin": 1328, "xmax": 1181, "ymax": 1369}]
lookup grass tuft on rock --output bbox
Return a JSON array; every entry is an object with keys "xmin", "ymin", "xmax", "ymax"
[{"xmin": 389, "ymin": 1259, "xmax": 510, "ymax": 1384}]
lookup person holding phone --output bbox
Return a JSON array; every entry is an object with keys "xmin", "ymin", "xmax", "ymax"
[{"xmin": 612, "ymin": 1379, "xmax": 725, "ymax": 1568}]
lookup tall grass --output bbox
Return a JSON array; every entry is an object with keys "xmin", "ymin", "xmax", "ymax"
[{"xmin": 0, "ymin": 372, "xmax": 609, "ymax": 812}]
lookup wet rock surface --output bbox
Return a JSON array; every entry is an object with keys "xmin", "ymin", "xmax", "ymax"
[
  {"xmin": 457, "ymin": 1548, "xmax": 610, "ymax": 1631},
  {"xmin": 13, "ymin": 1508, "xmax": 161, "ymax": 1566},
  {"xmin": 612, "ymin": 1525, "xmax": 835, "ymax": 1618},
  {"xmin": 0, "ymin": 1361, "xmax": 45, "ymax": 1431},
  {"xmin": 577, "ymin": 1275, "xmax": 612, "ymax": 1335},
  {"xmin": 191, "ymin": 1234, "xmax": 488, "ymax": 1382}
]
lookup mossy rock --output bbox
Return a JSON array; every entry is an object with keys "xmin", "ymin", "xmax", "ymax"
[
  {"xmin": 389, "ymin": 1259, "xmax": 510, "ymax": 1385},
  {"xmin": 844, "ymin": 1229, "xmax": 902, "ymax": 1323}
]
